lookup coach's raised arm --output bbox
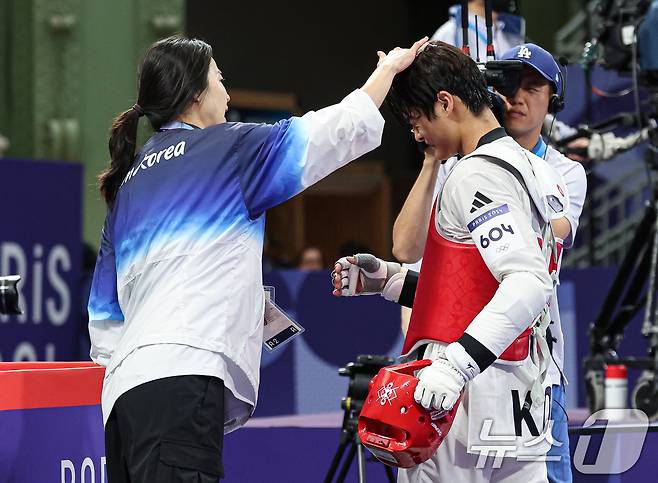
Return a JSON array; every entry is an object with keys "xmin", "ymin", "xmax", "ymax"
[{"xmin": 87, "ymin": 34, "xmax": 427, "ymax": 483}]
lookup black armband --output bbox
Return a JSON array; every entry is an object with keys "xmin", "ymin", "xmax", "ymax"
[
  {"xmin": 456, "ymin": 333, "xmax": 497, "ymax": 372},
  {"xmin": 398, "ymin": 270, "xmax": 418, "ymax": 308}
]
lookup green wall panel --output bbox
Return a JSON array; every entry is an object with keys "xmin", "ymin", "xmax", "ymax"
[
  {"xmin": 2, "ymin": 0, "xmax": 183, "ymax": 246},
  {"xmin": 81, "ymin": 0, "xmax": 184, "ymax": 246},
  {"xmin": 0, "ymin": 0, "xmax": 10, "ymax": 146},
  {"xmin": 522, "ymin": 0, "xmax": 582, "ymax": 52}
]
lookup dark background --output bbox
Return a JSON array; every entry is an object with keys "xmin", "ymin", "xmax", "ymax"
[{"xmin": 186, "ymin": 0, "xmax": 449, "ymax": 176}]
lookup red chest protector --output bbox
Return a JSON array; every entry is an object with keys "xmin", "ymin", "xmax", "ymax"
[{"xmin": 402, "ymin": 201, "xmax": 531, "ymax": 360}]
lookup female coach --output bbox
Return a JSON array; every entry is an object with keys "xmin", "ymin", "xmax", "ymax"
[{"xmin": 89, "ymin": 35, "xmax": 427, "ymax": 482}]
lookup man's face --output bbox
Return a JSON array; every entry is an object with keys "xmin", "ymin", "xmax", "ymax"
[
  {"xmin": 409, "ymin": 99, "xmax": 459, "ymax": 160},
  {"xmin": 503, "ymin": 66, "xmax": 551, "ymax": 141}
]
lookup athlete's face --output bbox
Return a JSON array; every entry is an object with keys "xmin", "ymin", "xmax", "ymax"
[
  {"xmin": 409, "ymin": 94, "xmax": 460, "ymax": 160},
  {"xmin": 503, "ymin": 67, "xmax": 551, "ymax": 142},
  {"xmin": 197, "ymin": 58, "xmax": 230, "ymax": 126}
]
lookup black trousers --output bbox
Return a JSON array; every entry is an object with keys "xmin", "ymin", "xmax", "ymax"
[{"xmin": 105, "ymin": 375, "xmax": 225, "ymax": 482}]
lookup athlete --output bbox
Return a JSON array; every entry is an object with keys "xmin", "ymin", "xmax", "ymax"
[
  {"xmin": 392, "ymin": 43, "xmax": 586, "ymax": 482},
  {"xmin": 333, "ymin": 41, "xmax": 569, "ymax": 482}
]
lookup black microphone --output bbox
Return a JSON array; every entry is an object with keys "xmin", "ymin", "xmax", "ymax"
[{"xmin": 550, "ymin": 56, "xmax": 569, "ymax": 114}]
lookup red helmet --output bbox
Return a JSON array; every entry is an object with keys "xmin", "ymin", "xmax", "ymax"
[{"xmin": 358, "ymin": 359, "xmax": 462, "ymax": 468}]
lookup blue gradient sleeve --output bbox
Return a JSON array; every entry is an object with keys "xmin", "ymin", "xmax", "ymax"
[
  {"xmin": 88, "ymin": 223, "xmax": 124, "ymax": 322},
  {"xmin": 236, "ymin": 90, "xmax": 384, "ymax": 218},
  {"xmin": 237, "ymin": 118, "xmax": 309, "ymax": 218}
]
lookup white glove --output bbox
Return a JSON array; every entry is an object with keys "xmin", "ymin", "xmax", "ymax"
[
  {"xmin": 414, "ymin": 343, "xmax": 478, "ymax": 411},
  {"xmin": 332, "ymin": 253, "xmax": 404, "ymax": 301}
]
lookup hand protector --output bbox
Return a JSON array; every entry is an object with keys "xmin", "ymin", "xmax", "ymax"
[
  {"xmin": 332, "ymin": 253, "xmax": 402, "ymax": 299},
  {"xmin": 414, "ymin": 343, "xmax": 476, "ymax": 411}
]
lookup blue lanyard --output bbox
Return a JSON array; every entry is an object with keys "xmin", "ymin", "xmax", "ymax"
[
  {"xmin": 531, "ymin": 137, "xmax": 548, "ymax": 158},
  {"xmin": 160, "ymin": 121, "xmax": 197, "ymax": 131},
  {"xmin": 469, "ymin": 20, "xmax": 490, "ymax": 45}
]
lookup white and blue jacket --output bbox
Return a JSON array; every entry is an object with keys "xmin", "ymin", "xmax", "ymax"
[{"xmin": 88, "ymin": 89, "xmax": 384, "ymax": 429}]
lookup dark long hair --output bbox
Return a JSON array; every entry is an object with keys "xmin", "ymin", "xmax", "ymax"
[{"xmin": 99, "ymin": 36, "xmax": 213, "ymax": 207}]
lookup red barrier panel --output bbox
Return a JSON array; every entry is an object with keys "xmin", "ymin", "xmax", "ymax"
[{"xmin": 0, "ymin": 362, "xmax": 104, "ymax": 411}]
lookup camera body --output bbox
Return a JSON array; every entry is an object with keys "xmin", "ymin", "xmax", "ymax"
[
  {"xmin": 592, "ymin": 0, "xmax": 658, "ymax": 82},
  {"xmin": 0, "ymin": 275, "xmax": 22, "ymax": 315},
  {"xmin": 481, "ymin": 60, "xmax": 524, "ymax": 99},
  {"xmin": 339, "ymin": 354, "xmax": 395, "ymax": 411}
]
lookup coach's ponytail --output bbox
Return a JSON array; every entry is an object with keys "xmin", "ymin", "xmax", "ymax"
[
  {"xmin": 99, "ymin": 106, "xmax": 142, "ymax": 207},
  {"xmin": 98, "ymin": 36, "xmax": 213, "ymax": 208}
]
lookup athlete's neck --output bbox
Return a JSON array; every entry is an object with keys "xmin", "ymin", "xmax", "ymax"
[{"xmin": 459, "ymin": 109, "xmax": 501, "ymax": 156}]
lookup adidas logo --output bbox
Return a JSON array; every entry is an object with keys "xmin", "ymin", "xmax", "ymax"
[
  {"xmin": 466, "ymin": 362, "xmax": 476, "ymax": 378},
  {"xmin": 470, "ymin": 191, "xmax": 493, "ymax": 213}
]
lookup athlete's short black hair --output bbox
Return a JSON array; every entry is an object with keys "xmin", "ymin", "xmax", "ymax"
[{"xmin": 387, "ymin": 41, "xmax": 492, "ymax": 123}]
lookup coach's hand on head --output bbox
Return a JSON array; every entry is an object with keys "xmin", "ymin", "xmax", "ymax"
[
  {"xmin": 361, "ymin": 37, "xmax": 429, "ymax": 108},
  {"xmin": 376, "ymin": 37, "xmax": 429, "ymax": 72}
]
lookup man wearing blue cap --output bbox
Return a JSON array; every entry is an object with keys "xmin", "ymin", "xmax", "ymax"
[
  {"xmin": 500, "ymin": 42, "xmax": 586, "ymax": 244},
  {"xmin": 387, "ymin": 43, "xmax": 585, "ymax": 482}
]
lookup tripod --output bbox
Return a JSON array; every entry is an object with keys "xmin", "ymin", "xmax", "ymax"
[
  {"xmin": 584, "ymin": 92, "xmax": 658, "ymax": 418},
  {"xmin": 323, "ymin": 396, "xmax": 395, "ymax": 483}
]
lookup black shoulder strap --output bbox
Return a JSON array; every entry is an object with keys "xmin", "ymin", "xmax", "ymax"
[
  {"xmin": 478, "ymin": 154, "xmax": 546, "ymax": 226},
  {"xmin": 439, "ymin": 152, "xmax": 546, "ymax": 229},
  {"xmin": 478, "ymin": 154, "xmax": 529, "ymax": 195}
]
